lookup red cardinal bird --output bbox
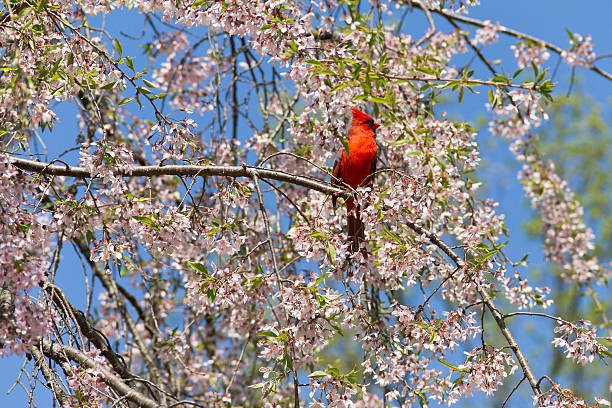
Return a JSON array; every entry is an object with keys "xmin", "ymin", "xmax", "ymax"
[{"xmin": 332, "ymin": 108, "xmax": 380, "ymax": 252}]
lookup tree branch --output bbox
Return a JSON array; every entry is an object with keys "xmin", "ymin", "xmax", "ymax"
[
  {"xmin": 40, "ymin": 339, "xmax": 162, "ymax": 408},
  {"xmin": 9, "ymin": 156, "xmax": 344, "ymax": 198},
  {"xmin": 31, "ymin": 347, "xmax": 71, "ymax": 407},
  {"xmin": 410, "ymin": 0, "xmax": 612, "ymax": 80},
  {"xmin": 403, "ymin": 218, "xmax": 543, "ymax": 401},
  {"xmin": 43, "ymin": 283, "xmax": 132, "ymax": 379}
]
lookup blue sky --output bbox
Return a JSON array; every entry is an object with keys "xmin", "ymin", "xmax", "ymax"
[{"xmin": 2, "ymin": 1, "xmax": 610, "ymax": 407}]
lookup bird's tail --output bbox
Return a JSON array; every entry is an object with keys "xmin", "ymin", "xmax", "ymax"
[{"xmin": 346, "ymin": 199, "xmax": 365, "ymax": 253}]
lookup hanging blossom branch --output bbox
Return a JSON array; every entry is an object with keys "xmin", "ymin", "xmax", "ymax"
[
  {"xmin": 409, "ymin": 0, "xmax": 611, "ymax": 80},
  {"xmin": 438, "ymin": 5, "xmax": 607, "ymax": 288},
  {"xmin": 44, "ymin": 8, "xmax": 173, "ymax": 127},
  {"xmin": 30, "ymin": 346, "xmax": 71, "ymax": 406},
  {"xmin": 70, "ymin": 238, "xmax": 170, "ymax": 400}
]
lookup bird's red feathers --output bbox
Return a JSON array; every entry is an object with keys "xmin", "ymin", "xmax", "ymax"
[{"xmin": 331, "ymin": 108, "xmax": 379, "ymax": 253}]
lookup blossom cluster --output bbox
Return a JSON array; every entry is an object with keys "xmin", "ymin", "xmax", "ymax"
[
  {"xmin": 511, "ymin": 41, "xmax": 551, "ymax": 69},
  {"xmin": 561, "ymin": 33, "xmax": 596, "ymax": 67},
  {"xmin": 489, "ymin": 90, "xmax": 549, "ymax": 140},
  {"xmin": 536, "ymin": 380, "xmax": 609, "ymax": 408},
  {"xmin": 356, "ymin": 305, "xmax": 485, "ymax": 405},
  {"xmin": 455, "ymin": 346, "xmax": 518, "ymax": 397},
  {"xmin": 515, "ymin": 143, "xmax": 603, "ymax": 283},
  {"xmin": 64, "ymin": 349, "xmax": 112, "ymax": 408},
  {"xmin": 552, "ymin": 320, "xmax": 608, "ymax": 366},
  {"xmin": 488, "ymin": 84, "xmax": 604, "ymax": 285},
  {"xmin": 474, "ymin": 20, "xmax": 501, "ymax": 46},
  {"xmin": 0, "ymin": 156, "xmax": 53, "ymax": 356}
]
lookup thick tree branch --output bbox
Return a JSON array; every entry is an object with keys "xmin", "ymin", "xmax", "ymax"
[
  {"xmin": 43, "ymin": 283, "xmax": 132, "ymax": 379},
  {"xmin": 9, "ymin": 156, "xmax": 345, "ymax": 198},
  {"xmin": 31, "ymin": 347, "xmax": 71, "ymax": 407},
  {"xmin": 40, "ymin": 339, "xmax": 162, "ymax": 408}
]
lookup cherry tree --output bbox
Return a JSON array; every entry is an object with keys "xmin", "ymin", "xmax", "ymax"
[{"xmin": 0, "ymin": 0, "xmax": 610, "ymax": 407}]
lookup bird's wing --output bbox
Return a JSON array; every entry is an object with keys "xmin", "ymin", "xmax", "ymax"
[{"xmin": 364, "ymin": 151, "xmax": 377, "ymax": 187}]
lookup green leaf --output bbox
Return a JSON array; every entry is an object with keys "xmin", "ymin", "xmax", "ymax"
[
  {"xmin": 341, "ymin": 137, "xmax": 349, "ymax": 154},
  {"xmin": 512, "ymin": 68, "xmax": 524, "ymax": 79},
  {"xmin": 248, "ymin": 382, "xmax": 266, "ymax": 389},
  {"xmin": 481, "ymin": 249, "xmax": 498, "ymax": 261},
  {"xmin": 382, "ymin": 228, "xmax": 402, "ymax": 245},
  {"xmin": 415, "ymin": 66, "xmax": 435, "ymax": 75},
  {"xmin": 85, "ymin": 230, "xmax": 94, "ymax": 245},
  {"xmin": 366, "ymin": 94, "xmax": 391, "ymax": 105},
  {"xmin": 491, "ymin": 74, "xmax": 509, "ymax": 83},
  {"xmin": 326, "ymin": 242, "xmax": 336, "ymax": 260},
  {"xmin": 531, "ymin": 61, "xmax": 539, "ymax": 80},
  {"xmin": 101, "ymin": 81, "xmax": 117, "ymax": 90},
  {"xmin": 143, "ymin": 79, "xmax": 157, "ymax": 88},
  {"xmin": 126, "ymin": 56, "xmax": 134, "ymax": 71},
  {"xmin": 114, "ymin": 39, "xmax": 122, "ymax": 57},
  {"xmin": 244, "ymin": 275, "xmax": 264, "ymax": 291},
  {"xmin": 311, "ymin": 272, "xmax": 328, "ymax": 288},
  {"xmin": 137, "ymin": 86, "xmax": 152, "ymax": 95},
  {"xmin": 308, "ymin": 371, "xmax": 329, "ymax": 378},
  {"xmin": 331, "ymin": 82, "xmax": 351, "ymax": 92},
  {"xmin": 305, "ymin": 59, "xmax": 324, "ymax": 67},
  {"xmin": 132, "ymin": 215, "xmax": 160, "ymax": 230},
  {"xmin": 192, "ymin": 0, "xmax": 212, "ymax": 7},
  {"xmin": 487, "ymin": 88, "xmax": 495, "ymax": 106},
  {"xmin": 438, "ymin": 359, "xmax": 465, "ymax": 372},
  {"xmin": 440, "ymin": 80, "xmax": 459, "ymax": 90},
  {"xmin": 308, "ymin": 230, "xmax": 326, "ymax": 240},
  {"xmin": 206, "ymin": 287, "xmax": 216, "ymax": 302},
  {"xmin": 258, "ymin": 330, "xmax": 279, "ymax": 338},
  {"xmin": 119, "ymin": 97, "xmax": 134, "ymax": 106},
  {"xmin": 188, "ymin": 262, "xmax": 209, "ymax": 275}
]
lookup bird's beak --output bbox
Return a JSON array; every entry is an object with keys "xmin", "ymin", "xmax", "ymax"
[{"xmin": 373, "ymin": 122, "xmax": 381, "ymax": 130}]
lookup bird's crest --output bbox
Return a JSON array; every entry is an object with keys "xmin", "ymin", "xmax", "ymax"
[{"xmin": 351, "ymin": 108, "xmax": 380, "ymax": 130}]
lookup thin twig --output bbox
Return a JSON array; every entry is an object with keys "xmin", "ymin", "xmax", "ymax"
[
  {"xmin": 250, "ymin": 171, "xmax": 300, "ymax": 406},
  {"xmin": 503, "ymin": 311, "xmax": 569, "ymax": 325},
  {"xmin": 501, "ymin": 375, "xmax": 527, "ymax": 408}
]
